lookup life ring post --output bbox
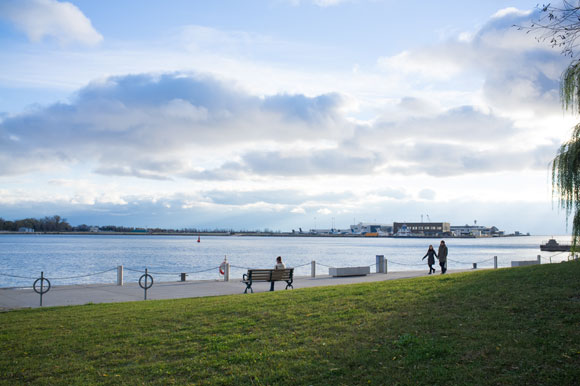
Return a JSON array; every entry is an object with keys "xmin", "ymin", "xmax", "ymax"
[{"xmin": 219, "ymin": 256, "xmax": 230, "ymax": 282}]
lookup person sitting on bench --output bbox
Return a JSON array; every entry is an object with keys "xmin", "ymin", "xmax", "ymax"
[{"xmin": 270, "ymin": 256, "xmax": 285, "ymax": 291}]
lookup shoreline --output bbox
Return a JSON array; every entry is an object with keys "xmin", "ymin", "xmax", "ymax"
[{"xmin": 0, "ymin": 231, "xmax": 535, "ymax": 239}]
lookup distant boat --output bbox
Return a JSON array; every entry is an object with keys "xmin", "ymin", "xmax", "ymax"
[
  {"xmin": 540, "ymin": 238, "xmax": 570, "ymax": 252},
  {"xmin": 395, "ymin": 224, "xmax": 412, "ymax": 237}
]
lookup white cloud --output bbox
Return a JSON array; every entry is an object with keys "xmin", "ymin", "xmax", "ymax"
[
  {"xmin": 0, "ymin": 0, "xmax": 103, "ymax": 46},
  {"xmin": 492, "ymin": 7, "xmax": 530, "ymax": 19},
  {"xmin": 375, "ymin": 7, "xmax": 567, "ymax": 119},
  {"xmin": 0, "ymin": 73, "xmax": 353, "ymax": 178},
  {"xmin": 377, "ymin": 50, "xmax": 464, "ymax": 81},
  {"xmin": 418, "ymin": 189, "xmax": 436, "ymax": 200}
]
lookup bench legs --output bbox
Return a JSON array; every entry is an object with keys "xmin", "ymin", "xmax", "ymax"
[
  {"xmin": 273, "ymin": 280, "xmax": 294, "ymax": 291},
  {"xmin": 243, "ymin": 280, "xmax": 293, "ymax": 293}
]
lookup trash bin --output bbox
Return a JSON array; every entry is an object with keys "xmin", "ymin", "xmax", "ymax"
[
  {"xmin": 180, "ymin": 273, "xmax": 187, "ymax": 281},
  {"xmin": 376, "ymin": 255, "xmax": 386, "ymax": 273}
]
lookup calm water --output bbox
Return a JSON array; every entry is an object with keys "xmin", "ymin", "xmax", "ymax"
[{"xmin": 0, "ymin": 234, "xmax": 572, "ymax": 288}]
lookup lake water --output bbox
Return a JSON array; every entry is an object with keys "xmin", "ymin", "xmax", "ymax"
[{"xmin": 0, "ymin": 234, "xmax": 572, "ymax": 288}]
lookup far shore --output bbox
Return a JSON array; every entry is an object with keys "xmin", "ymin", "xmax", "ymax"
[{"xmin": 0, "ymin": 231, "xmax": 533, "ymax": 238}]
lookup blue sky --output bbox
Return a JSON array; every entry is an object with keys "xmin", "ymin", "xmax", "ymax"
[{"xmin": 0, "ymin": 0, "xmax": 575, "ymax": 233}]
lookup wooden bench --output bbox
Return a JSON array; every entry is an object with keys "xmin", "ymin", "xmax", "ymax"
[{"xmin": 242, "ymin": 268, "xmax": 294, "ymax": 293}]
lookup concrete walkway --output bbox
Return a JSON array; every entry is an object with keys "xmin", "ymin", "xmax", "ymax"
[{"xmin": 0, "ymin": 269, "xmax": 475, "ymax": 310}]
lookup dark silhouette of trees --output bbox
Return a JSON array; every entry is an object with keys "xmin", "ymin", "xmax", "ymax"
[{"xmin": 0, "ymin": 215, "xmax": 72, "ymax": 232}]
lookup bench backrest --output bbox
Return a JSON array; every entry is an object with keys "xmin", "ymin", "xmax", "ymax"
[{"xmin": 248, "ymin": 268, "xmax": 293, "ymax": 281}]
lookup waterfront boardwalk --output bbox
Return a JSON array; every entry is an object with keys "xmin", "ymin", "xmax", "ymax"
[{"xmin": 0, "ymin": 269, "xmax": 474, "ymax": 310}]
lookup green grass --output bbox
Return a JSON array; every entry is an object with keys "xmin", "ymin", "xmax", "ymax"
[{"xmin": 1, "ymin": 262, "xmax": 580, "ymax": 385}]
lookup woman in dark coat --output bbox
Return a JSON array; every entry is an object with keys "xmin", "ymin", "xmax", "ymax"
[{"xmin": 422, "ymin": 245, "xmax": 438, "ymax": 274}]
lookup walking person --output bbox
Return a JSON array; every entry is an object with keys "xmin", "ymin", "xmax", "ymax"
[
  {"xmin": 270, "ymin": 256, "xmax": 286, "ymax": 291},
  {"xmin": 422, "ymin": 245, "xmax": 438, "ymax": 274},
  {"xmin": 438, "ymin": 240, "xmax": 448, "ymax": 274}
]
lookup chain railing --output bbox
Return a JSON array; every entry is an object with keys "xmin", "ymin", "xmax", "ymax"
[{"xmin": 2, "ymin": 253, "xmax": 576, "ymax": 306}]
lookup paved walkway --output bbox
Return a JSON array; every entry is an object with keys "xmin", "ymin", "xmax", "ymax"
[{"xmin": 0, "ymin": 269, "xmax": 475, "ymax": 310}]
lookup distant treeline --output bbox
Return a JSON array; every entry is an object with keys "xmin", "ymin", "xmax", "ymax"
[
  {"xmin": 0, "ymin": 215, "xmax": 275, "ymax": 234},
  {"xmin": 0, "ymin": 215, "xmax": 72, "ymax": 232}
]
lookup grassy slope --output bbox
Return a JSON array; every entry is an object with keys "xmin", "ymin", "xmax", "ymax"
[{"xmin": 0, "ymin": 262, "xmax": 579, "ymax": 385}]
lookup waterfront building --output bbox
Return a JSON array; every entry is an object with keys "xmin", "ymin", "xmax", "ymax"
[
  {"xmin": 350, "ymin": 222, "xmax": 393, "ymax": 235},
  {"xmin": 309, "ymin": 228, "xmax": 352, "ymax": 235},
  {"xmin": 450, "ymin": 225, "xmax": 503, "ymax": 237},
  {"xmin": 393, "ymin": 222, "xmax": 450, "ymax": 237}
]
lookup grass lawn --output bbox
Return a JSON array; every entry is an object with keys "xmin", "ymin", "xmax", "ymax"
[{"xmin": 1, "ymin": 261, "xmax": 579, "ymax": 385}]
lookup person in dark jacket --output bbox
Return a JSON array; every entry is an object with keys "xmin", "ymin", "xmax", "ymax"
[
  {"xmin": 422, "ymin": 245, "xmax": 438, "ymax": 274},
  {"xmin": 438, "ymin": 240, "xmax": 448, "ymax": 274}
]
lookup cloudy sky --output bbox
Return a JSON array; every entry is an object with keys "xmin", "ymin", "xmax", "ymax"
[{"xmin": 0, "ymin": 0, "xmax": 575, "ymax": 233}]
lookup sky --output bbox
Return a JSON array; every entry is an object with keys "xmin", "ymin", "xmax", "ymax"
[{"xmin": 0, "ymin": 0, "xmax": 576, "ymax": 234}]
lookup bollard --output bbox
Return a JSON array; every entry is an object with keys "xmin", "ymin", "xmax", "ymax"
[
  {"xmin": 376, "ymin": 255, "xmax": 386, "ymax": 273},
  {"xmin": 385, "ymin": 259, "xmax": 388, "ymax": 274},
  {"xmin": 472, "ymin": 263, "xmax": 477, "ymax": 269},
  {"xmin": 494, "ymin": 256, "xmax": 498, "ymax": 269},
  {"xmin": 224, "ymin": 263, "xmax": 230, "ymax": 282},
  {"xmin": 311, "ymin": 260, "xmax": 316, "ymax": 278},
  {"xmin": 180, "ymin": 273, "xmax": 187, "ymax": 282},
  {"xmin": 537, "ymin": 254, "xmax": 541, "ymax": 264},
  {"xmin": 117, "ymin": 265, "xmax": 123, "ymax": 286}
]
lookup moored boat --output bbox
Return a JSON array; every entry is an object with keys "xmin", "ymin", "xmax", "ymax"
[{"xmin": 540, "ymin": 238, "xmax": 571, "ymax": 252}]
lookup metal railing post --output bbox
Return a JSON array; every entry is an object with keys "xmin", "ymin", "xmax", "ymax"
[
  {"xmin": 224, "ymin": 263, "xmax": 230, "ymax": 282},
  {"xmin": 311, "ymin": 260, "xmax": 316, "ymax": 277},
  {"xmin": 117, "ymin": 265, "xmax": 123, "ymax": 286},
  {"xmin": 537, "ymin": 254, "xmax": 541, "ymax": 264},
  {"xmin": 33, "ymin": 271, "xmax": 51, "ymax": 307},
  {"xmin": 40, "ymin": 271, "xmax": 44, "ymax": 306},
  {"xmin": 494, "ymin": 256, "xmax": 498, "ymax": 269}
]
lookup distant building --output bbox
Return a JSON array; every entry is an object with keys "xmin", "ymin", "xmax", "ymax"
[
  {"xmin": 350, "ymin": 223, "xmax": 392, "ymax": 235},
  {"xmin": 89, "ymin": 226, "xmax": 100, "ymax": 232},
  {"xmin": 310, "ymin": 228, "xmax": 352, "ymax": 235},
  {"xmin": 18, "ymin": 227, "xmax": 34, "ymax": 233},
  {"xmin": 310, "ymin": 228, "xmax": 333, "ymax": 234},
  {"xmin": 450, "ymin": 224, "xmax": 503, "ymax": 237},
  {"xmin": 393, "ymin": 222, "xmax": 450, "ymax": 237}
]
